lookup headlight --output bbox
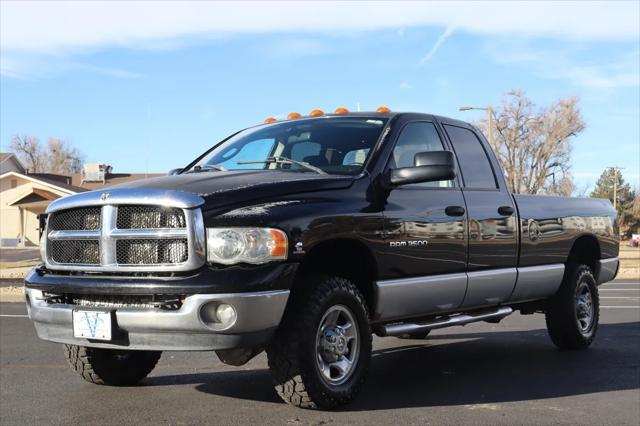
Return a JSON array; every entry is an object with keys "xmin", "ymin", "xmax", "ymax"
[{"xmin": 206, "ymin": 227, "xmax": 288, "ymax": 265}]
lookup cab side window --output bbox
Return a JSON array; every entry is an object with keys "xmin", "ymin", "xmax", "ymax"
[
  {"xmin": 391, "ymin": 121, "xmax": 453, "ymax": 188},
  {"xmin": 443, "ymin": 125, "xmax": 498, "ymax": 189}
]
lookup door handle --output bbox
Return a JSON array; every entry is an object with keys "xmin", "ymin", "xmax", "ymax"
[
  {"xmin": 445, "ymin": 206, "xmax": 466, "ymax": 216},
  {"xmin": 498, "ymin": 205, "xmax": 515, "ymax": 216}
]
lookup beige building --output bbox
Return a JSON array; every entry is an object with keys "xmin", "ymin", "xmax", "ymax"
[
  {"xmin": 0, "ymin": 153, "xmax": 161, "ymax": 247},
  {"xmin": 0, "ymin": 171, "xmax": 81, "ymax": 246}
]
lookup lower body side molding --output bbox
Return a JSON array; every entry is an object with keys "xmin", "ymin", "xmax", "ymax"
[{"xmin": 377, "ymin": 306, "xmax": 513, "ymax": 337}]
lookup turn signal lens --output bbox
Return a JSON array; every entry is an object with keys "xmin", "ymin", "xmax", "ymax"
[
  {"xmin": 264, "ymin": 117, "xmax": 277, "ymax": 123},
  {"xmin": 334, "ymin": 107, "xmax": 349, "ymax": 115},
  {"xmin": 309, "ymin": 109, "xmax": 324, "ymax": 117},
  {"xmin": 270, "ymin": 229, "xmax": 288, "ymax": 257},
  {"xmin": 376, "ymin": 106, "xmax": 391, "ymax": 113},
  {"xmin": 287, "ymin": 112, "xmax": 302, "ymax": 119}
]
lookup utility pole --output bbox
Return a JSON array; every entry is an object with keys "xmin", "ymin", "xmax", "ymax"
[
  {"xmin": 459, "ymin": 105, "xmax": 493, "ymax": 145},
  {"xmin": 608, "ymin": 166, "xmax": 623, "ymax": 211},
  {"xmin": 614, "ymin": 168, "xmax": 617, "ymax": 211}
]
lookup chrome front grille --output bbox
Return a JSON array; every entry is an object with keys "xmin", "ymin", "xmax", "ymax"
[
  {"xmin": 116, "ymin": 238, "xmax": 188, "ymax": 265},
  {"xmin": 44, "ymin": 191, "xmax": 205, "ymax": 273},
  {"xmin": 49, "ymin": 240, "xmax": 100, "ymax": 264},
  {"xmin": 117, "ymin": 206, "xmax": 186, "ymax": 229},
  {"xmin": 49, "ymin": 207, "xmax": 101, "ymax": 231}
]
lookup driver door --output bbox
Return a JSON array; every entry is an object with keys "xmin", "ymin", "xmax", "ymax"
[{"xmin": 378, "ymin": 120, "xmax": 468, "ymax": 318}]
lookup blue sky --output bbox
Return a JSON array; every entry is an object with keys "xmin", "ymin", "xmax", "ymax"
[{"xmin": 1, "ymin": 1, "xmax": 639, "ymax": 192}]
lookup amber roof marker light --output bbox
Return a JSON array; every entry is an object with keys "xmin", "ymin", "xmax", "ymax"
[
  {"xmin": 334, "ymin": 107, "xmax": 349, "ymax": 115},
  {"xmin": 264, "ymin": 117, "xmax": 277, "ymax": 123},
  {"xmin": 376, "ymin": 106, "xmax": 391, "ymax": 113},
  {"xmin": 309, "ymin": 109, "xmax": 324, "ymax": 117},
  {"xmin": 287, "ymin": 112, "xmax": 302, "ymax": 120}
]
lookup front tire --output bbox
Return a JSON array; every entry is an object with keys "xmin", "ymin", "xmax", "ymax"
[
  {"xmin": 266, "ymin": 275, "xmax": 372, "ymax": 409},
  {"xmin": 545, "ymin": 264, "xmax": 599, "ymax": 350},
  {"xmin": 64, "ymin": 345, "xmax": 161, "ymax": 386}
]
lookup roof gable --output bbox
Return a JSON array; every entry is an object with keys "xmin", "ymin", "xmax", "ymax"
[
  {"xmin": 0, "ymin": 171, "xmax": 83, "ymax": 194},
  {"xmin": 0, "ymin": 153, "xmax": 26, "ymax": 174}
]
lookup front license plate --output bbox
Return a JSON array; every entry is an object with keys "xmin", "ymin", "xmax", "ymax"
[{"xmin": 73, "ymin": 310, "xmax": 112, "ymax": 341}]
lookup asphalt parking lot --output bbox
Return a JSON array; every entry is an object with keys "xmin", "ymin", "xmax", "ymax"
[
  {"xmin": 0, "ymin": 248, "xmax": 39, "ymax": 264},
  {"xmin": 1, "ymin": 279, "xmax": 638, "ymax": 425}
]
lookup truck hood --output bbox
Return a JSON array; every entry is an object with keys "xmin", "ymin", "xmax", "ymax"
[{"xmin": 112, "ymin": 170, "xmax": 355, "ymax": 207}]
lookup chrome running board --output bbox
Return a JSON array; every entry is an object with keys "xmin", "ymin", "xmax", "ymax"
[{"xmin": 379, "ymin": 307, "xmax": 513, "ymax": 337}]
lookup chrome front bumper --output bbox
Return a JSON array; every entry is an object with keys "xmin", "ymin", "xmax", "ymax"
[{"xmin": 25, "ymin": 288, "xmax": 289, "ymax": 351}]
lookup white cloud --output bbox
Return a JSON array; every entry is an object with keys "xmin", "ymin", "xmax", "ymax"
[
  {"xmin": 399, "ymin": 80, "xmax": 412, "ymax": 89},
  {"xmin": 419, "ymin": 26, "xmax": 455, "ymax": 65},
  {"xmin": 1, "ymin": 1, "xmax": 638, "ymax": 54},
  {"xmin": 485, "ymin": 44, "xmax": 640, "ymax": 89},
  {"xmin": 262, "ymin": 38, "xmax": 332, "ymax": 58},
  {"xmin": 0, "ymin": 53, "xmax": 143, "ymax": 80}
]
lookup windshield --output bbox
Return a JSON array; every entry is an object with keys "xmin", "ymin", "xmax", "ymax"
[{"xmin": 188, "ymin": 117, "xmax": 388, "ymax": 176}]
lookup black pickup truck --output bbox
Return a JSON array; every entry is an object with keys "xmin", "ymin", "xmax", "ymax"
[{"xmin": 25, "ymin": 109, "xmax": 619, "ymax": 409}]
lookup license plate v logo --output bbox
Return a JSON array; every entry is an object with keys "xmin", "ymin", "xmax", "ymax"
[
  {"xmin": 84, "ymin": 312, "xmax": 100, "ymax": 337},
  {"xmin": 73, "ymin": 310, "xmax": 112, "ymax": 341}
]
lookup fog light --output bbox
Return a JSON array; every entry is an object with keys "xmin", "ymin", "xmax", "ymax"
[{"xmin": 215, "ymin": 303, "xmax": 237, "ymax": 326}]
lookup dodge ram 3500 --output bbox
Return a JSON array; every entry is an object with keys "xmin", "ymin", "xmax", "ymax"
[{"xmin": 25, "ymin": 110, "xmax": 619, "ymax": 409}]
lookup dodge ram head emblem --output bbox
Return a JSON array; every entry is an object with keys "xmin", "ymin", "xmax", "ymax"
[{"xmin": 100, "ymin": 192, "xmax": 111, "ymax": 201}]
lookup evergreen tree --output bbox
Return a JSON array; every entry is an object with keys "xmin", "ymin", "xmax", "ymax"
[{"xmin": 591, "ymin": 168, "xmax": 639, "ymax": 237}]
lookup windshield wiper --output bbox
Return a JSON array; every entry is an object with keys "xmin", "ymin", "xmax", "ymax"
[
  {"xmin": 190, "ymin": 164, "xmax": 227, "ymax": 173},
  {"xmin": 237, "ymin": 156, "xmax": 327, "ymax": 175}
]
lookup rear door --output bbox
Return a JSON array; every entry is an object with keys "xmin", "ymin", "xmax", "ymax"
[{"xmin": 440, "ymin": 121, "xmax": 519, "ymax": 309}]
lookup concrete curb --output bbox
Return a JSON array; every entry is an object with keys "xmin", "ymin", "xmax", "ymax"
[
  {"xmin": 0, "ymin": 287, "xmax": 25, "ymax": 303},
  {"xmin": 0, "ymin": 267, "xmax": 33, "ymax": 279},
  {"xmin": 617, "ymin": 268, "xmax": 639, "ymax": 279}
]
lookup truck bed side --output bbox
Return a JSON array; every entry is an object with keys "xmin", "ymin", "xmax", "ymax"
[{"xmin": 514, "ymin": 193, "xmax": 618, "ymax": 269}]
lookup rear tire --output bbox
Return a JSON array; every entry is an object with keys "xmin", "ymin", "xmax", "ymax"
[
  {"xmin": 64, "ymin": 345, "xmax": 161, "ymax": 386},
  {"xmin": 545, "ymin": 264, "xmax": 599, "ymax": 350},
  {"xmin": 266, "ymin": 275, "xmax": 372, "ymax": 409}
]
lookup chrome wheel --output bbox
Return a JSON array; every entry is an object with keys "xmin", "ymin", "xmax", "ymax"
[
  {"xmin": 575, "ymin": 281, "xmax": 595, "ymax": 333},
  {"xmin": 315, "ymin": 305, "xmax": 359, "ymax": 386}
]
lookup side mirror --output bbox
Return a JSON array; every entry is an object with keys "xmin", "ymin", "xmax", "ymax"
[
  {"xmin": 167, "ymin": 168, "xmax": 183, "ymax": 176},
  {"xmin": 387, "ymin": 151, "xmax": 456, "ymax": 187}
]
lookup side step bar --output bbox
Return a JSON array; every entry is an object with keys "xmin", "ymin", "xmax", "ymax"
[{"xmin": 379, "ymin": 307, "xmax": 513, "ymax": 337}]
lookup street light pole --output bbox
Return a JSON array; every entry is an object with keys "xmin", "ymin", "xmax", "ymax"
[
  {"xmin": 459, "ymin": 105, "xmax": 493, "ymax": 145},
  {"xmin": 607, "ymin": 166, "xmax": 624, "ymax": 211},
  {"xmin": 487, "ymin": 106, "xmax": 494, "ymax": 146}
]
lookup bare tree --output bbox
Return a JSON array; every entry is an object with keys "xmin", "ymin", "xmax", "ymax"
[
  {"xmin": 10, "ymin": 134, "xmax": 84, "ymax": 173},
  {"xmin": 476, "ymin": 90, "xmax": 585, "ymax": 196},
  {"xmin": 10, "ymin": 134, "xmax": 47, "ymax": 173},
  {"xmin": 47, "ymin": 138, "xmax": 83, "ymax": 173}
]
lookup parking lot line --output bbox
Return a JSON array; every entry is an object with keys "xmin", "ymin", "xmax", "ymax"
[
  {"xmin": 600, "ymin": 306, "xmax": 640, "ymax": 309},
  {"xmin": 0, "ymin": 314, "xmax": 28, "ymax": 318},
  {"xmin": 600, "ymin": 289, "xmax": 640, "ymax": 291}
]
